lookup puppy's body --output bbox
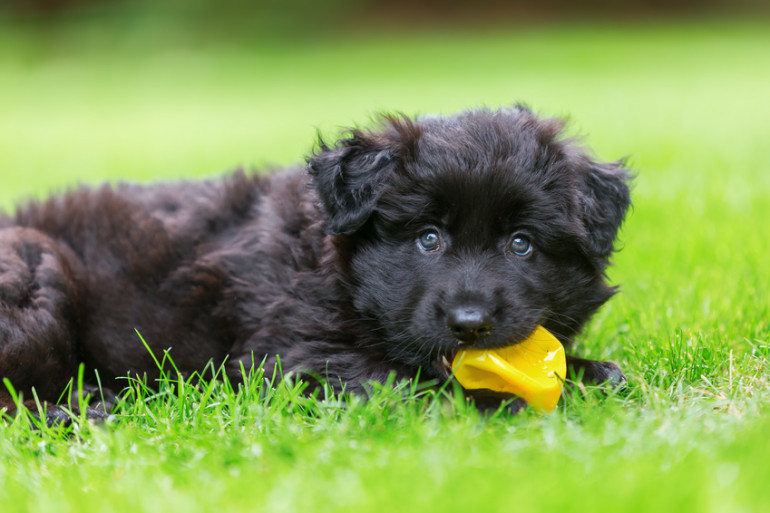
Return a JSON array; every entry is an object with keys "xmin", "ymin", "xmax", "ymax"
[{"xmin": 0, "ymin": 107, "xmax": 630, "ymax": 414}]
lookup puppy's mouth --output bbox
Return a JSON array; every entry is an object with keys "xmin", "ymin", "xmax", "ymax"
[{"xmin": 435, "ymin": 333, "xmax": 532, "ymax": 379}]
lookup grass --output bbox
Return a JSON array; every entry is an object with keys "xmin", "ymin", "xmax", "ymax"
[{"xmin": 1, "ymin": 16, "xmax": 770, "ymax": 513}]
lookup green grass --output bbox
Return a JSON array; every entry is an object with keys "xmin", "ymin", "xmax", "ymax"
[{"xmin": 1, "ymin": 17, "xmax": 770, "ymax": 513}]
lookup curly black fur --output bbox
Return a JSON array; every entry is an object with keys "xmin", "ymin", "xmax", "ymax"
[{"xmin": 0, "ymin": 106, "xmax": 631, "ymax": 415}]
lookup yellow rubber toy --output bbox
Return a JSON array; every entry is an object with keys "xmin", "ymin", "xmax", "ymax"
[{"xmin": 451, "ymin": 326, "xmax": 566, "ymax": 412}]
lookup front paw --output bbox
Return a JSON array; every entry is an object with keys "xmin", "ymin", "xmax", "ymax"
[
  {"xmin": 464, "ymin": 388, "xmax": 528, "ymax": 415},
  {"xmin": 566, "ymin": 355, "xmax": 627, "ymax": 388},
  {"xmin": 16, "ymin": 400, "xmax": 114, "ymax": 428}
]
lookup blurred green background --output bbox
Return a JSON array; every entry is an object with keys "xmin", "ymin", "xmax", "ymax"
[{"xmin": 1, "ymin": 0, "xmax": 769, "ymax": 207}]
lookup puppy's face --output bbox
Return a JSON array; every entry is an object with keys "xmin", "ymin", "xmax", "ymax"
[{"xmin": 309, "ymin": 107, "xmax": 631, "ymax": 379}]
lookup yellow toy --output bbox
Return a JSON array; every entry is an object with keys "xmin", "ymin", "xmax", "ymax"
[{"xmin": 451, "ymin": 326, "xmax": 566, "ymax": 412}]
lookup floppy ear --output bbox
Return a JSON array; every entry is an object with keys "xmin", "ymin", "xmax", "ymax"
[
  {"xmin": 578, "ymin": 159, "xmax": 632, "ymax": 258},
  {"xmin": 307, "ymin": 132, "xmax": 398, "ymax": 235}
]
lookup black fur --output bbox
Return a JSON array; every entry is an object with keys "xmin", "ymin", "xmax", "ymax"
[{"xmin": 0, "ymin": 106, "xmax": 631, "ymax": 417}]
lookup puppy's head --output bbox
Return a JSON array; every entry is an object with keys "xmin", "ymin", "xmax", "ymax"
[{"xmin": 308, "ymin": 106, "xmax": 631, "ymax": 379}]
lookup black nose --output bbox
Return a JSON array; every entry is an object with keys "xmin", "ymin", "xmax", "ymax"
[{"xmin": 447, "ymin": 305, "xmax": 492, "ymax": 343}]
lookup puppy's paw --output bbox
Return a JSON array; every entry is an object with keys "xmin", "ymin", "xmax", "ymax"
[
  {"xmin": 67, "ymin": 385, "xmax": 118, "ymax": 414},
  {"xmin": 566, "ymin": 355, "xmax": 627, "ymax": 388},
  {"xmin": 35, "ymin": 406, "xmax": 114, "ymax": 427},
  {"xmin": 464, "ymin": 388, "xmax": 528, "ymax": 415},
  {"xmin": 10, "ymin": 400, "xmax": 115, "ymax": 428}
]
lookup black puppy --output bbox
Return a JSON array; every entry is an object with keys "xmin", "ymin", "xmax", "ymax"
[{"xmin": 0, "ymin": 106, "xmax": 630, "ymax": 419}]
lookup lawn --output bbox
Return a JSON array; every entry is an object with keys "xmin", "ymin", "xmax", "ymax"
[{"xmin": 1, "ymin": 16, "xmax": 769, "ymax": 513}]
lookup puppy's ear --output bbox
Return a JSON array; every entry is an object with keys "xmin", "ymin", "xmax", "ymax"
[
  {"xmin": 578, "ymin": 159, "xmax": 632, "ymax": 258},
  {"xmin": 307, "ymin": 132, "xmax": 398, "ymax": 235}
]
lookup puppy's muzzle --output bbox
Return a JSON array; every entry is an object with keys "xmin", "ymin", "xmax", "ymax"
[{"xmin": 447, "ymin": 304, "xmax": 492, "ymax": 343}]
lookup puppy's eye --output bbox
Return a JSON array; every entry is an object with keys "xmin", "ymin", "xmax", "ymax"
[
  {"xmin": 510, "ymin": 235, "xmax": 532, "ymax": 256},
  {"xmin": 418, "ymin": 230, "xmax": 440, "ymax": 252}
]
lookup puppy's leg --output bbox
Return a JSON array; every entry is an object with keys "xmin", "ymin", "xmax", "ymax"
[
  {"xmin": 566, "ymin": 354, "xmax": 627, "ymax": 387},
  {"xmin": 0, "ymin": 228, "xmax": 98, "ymax": 424},
  {"xmin": 464, "ymin": 389, "xmax": 528, "ymax": 415}
]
